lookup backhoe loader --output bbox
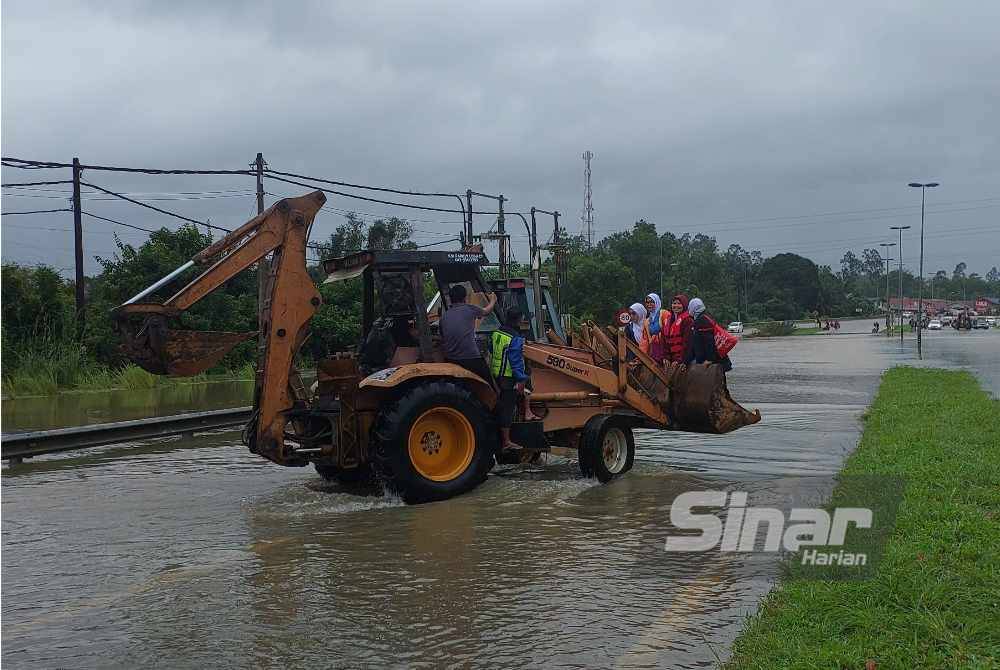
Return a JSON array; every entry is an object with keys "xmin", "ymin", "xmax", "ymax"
[{"xmin": 114, "ymin": 191, "xmax": 760, "ymax": 504}]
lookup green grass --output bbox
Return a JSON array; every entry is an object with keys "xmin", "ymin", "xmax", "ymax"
[
  {"xmin": 791, "ymin": 326, "xmax": 826, "ymax": 335},
  {"xmin": 749, "ymin": 321, "xmax": 797, "ymax": 337},
  {"xmin": 726, "ymin": 368, "xmax": 1000, "ymax": 670},
  {"xmin": 1, "ymin": 338, "xmax": 256, "ymax": 398}
]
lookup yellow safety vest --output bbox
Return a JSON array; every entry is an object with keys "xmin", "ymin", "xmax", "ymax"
[{"xmin": 490, "ymin": 330, "xmax": 514, "ymax": 378}]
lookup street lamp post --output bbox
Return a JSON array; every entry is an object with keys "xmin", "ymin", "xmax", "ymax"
[
  {"xmin": 889, "ymin": 225, "xmax": 911, "ymax": 344},
  {"xmin": 659, "ymin": 236, "xmax": 663, "ymax": 298},
  {"xmin": 879, "ymin": 242, "xmax": 896, "ymax": 335},
  {"xmin": 909, "ymin": 182, "xmax": 939, "ymax": 359}
]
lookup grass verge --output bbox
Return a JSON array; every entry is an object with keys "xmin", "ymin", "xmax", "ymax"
[
  {"xmin": 726, "ymin": 367, "xmax": 1000, "ymax": 670},
  {"xmin": 1, "ymin": 339, "xmax": 256, "ymax": 398}
]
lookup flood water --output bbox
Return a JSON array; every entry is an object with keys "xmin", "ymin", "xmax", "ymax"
[{"xmin": 2, "ymin": 323, "xmax": 998, "ymax": 669}]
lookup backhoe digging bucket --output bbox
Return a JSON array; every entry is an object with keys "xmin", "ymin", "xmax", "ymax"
[
  {"xmin": 666, "ymin": 361, "xmax": 761, "ymax": 434},
  {"xmin": 118, "ymin": 314, "xmax": 256, "ymax": 377}
]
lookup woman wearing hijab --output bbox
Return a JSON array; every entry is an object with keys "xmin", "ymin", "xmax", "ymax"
[
  {"xmin": 683, "ymin": 297, "xmax": 733, "ymax": 372},
  {"xmin": 626, "ymin": 302, "xmax": 651, "ymax": 354},
  {"xmin": 659, "ymin": 294, "xmax": 692, "ymax": 365},
  {"xmin": 643, "ymin": 293, "xmax": 665, "ymax": 363}
]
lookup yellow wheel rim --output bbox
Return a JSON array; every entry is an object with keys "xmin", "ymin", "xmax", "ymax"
[{"xmin": 407, "ymin": 407, "xmax": 476, "ymax": 482}]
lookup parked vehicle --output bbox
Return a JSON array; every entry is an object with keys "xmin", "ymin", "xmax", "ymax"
[
  {"xmin": 987, "ymin": 317, "xmax": 997, "ymax": 327},
  {"xmin": 974, "ymin": 318, "xmax": 989, "ymax": 330},
  {"xmin": 727, "ymin": 321, "xmax": 744, "ymax": 334},
  {"xmin": 941, "ymin": 315, "xmax": 954, "ymax": 325},
  {"xmin": 927, "ymin": 319, "xmax": 942, "ymax": 330}
]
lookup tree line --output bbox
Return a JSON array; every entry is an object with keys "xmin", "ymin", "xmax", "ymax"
[{"xmin": 3, "ymin": 215, "xmax": 998, "ymax": 392}]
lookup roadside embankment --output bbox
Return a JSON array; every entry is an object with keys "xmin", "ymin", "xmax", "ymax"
[{"xmin": 726, "ymin": 367, "xmax": 1000, "ymax": 669}]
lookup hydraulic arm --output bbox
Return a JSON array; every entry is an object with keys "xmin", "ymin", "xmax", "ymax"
[{"xmin": 114, "ymin": 191, "xmax": 326, "ymax": 465}]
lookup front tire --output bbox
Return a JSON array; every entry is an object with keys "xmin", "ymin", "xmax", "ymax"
[
  {"xmin": 579, "ymin": 417, "xmax": 635, "ymax": 483},
  {"xmin": 372, "ymin": 381, "xmax": 496, "ymax": 504}
]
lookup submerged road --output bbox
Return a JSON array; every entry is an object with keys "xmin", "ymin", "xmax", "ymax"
[{"xmin": 2, "ymin": 324, "xmax": 997, "ymax": 668}]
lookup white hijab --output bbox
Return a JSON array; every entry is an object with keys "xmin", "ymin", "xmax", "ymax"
[{"xmin": 629, "ymin": 302, "xmax": 647, "ymax": 340}]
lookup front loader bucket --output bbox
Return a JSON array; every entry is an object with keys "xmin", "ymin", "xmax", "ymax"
[
  {"xmin": 666, "ymin": 361, "xmax": 761, "ymax": 434},
  {"xmin": 118, "ymin": 314, "xmax": 256, "ymax": 377}
]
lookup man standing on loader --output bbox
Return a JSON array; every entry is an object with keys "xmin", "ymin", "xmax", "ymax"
[
  {"xmin": 490, "ymin": 308, "xmax": 539, "ymax": 452},
  {"xmin": 439, "ymin": 284, "xmax": 497, "ymax": 382}
]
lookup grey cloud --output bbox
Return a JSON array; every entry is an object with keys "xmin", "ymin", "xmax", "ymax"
[{"xmin": 3, "ymin": 0, "xmax": 998, "ymax": 275}]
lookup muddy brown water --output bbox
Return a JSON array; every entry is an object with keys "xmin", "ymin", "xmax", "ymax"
[{"xmin": 2, "ymin": 324, "xmax": 998, "ymax": 668}]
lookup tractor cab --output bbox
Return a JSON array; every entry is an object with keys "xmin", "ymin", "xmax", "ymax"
[
  {"xmin": 487, "ymin": 276, "xmax": 567, "ymax": 343},
  {"xmin": 322, "ymin": 249, "xmax": 502, "ymax": 372}
]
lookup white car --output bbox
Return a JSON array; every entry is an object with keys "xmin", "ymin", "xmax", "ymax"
[
  {"xmin": 727, "ymin": 321, "xmax": 744, "ymax": 334},
  {"xmin": 987, "ymin": 317, "xmax": 997, "ymax": 327},
  {"xmin": 927, "ymin": 319, "xmax": 942, "ymax": 330}
]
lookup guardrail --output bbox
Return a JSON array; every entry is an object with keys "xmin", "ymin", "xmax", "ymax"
[{"xmin": 1, "ymin": 407, "xmax": 252, "ymax": 463}]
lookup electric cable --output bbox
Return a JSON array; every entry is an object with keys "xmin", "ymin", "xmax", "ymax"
[
  {"xmin": 81, "ymin": 211, "xmax": 157, "ymax": 233},
  {"xmin": 2, "ymin": 180, "xmax": 74, "ymax": 187},
  {"xmin": 80, "ymin": 181, "xmax": 229, "ymax": 232},
  {"xmin": 2, "ymin": 156, "xmax": 251, "ymax": 175},
  {"xmin": 1, "ymin": 208, "xmax": 72, "ymax": 216}
]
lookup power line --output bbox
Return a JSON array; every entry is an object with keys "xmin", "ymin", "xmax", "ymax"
[
  {"xmin": 2, "ymin": 180, "xmax": 74, "ymax": 187},
  {"xmin": 2, "ymin": 156, "xmax": 252, "ymax": 175},
  {"xmin": 263, "ymin": 173, "xmax": 511, "ymax": 216},
  {"xmin": 2, "ymin": 222, "xmax": 137, "ymax": 236},
  {"xmin": 81, "ymin": 211, "xmax": 156, "ymax": 233},
  {"xmin": 264, "ymin": 173, "xmax": 472, "ymax": 214},
  {"xmin": 1, "ymin": 208, "xmax": 72, "ymax": 216},
  {"xmin": 265, "ymin": 168, "xmax": 460, "ymax": 199},
  {"xmin": 80, "ymin": 181, "xmax": 228, "ymax": 232}
]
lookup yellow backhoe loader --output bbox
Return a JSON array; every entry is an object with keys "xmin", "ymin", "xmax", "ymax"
[{"xmin": 114, "ymin": 191, "xmax": 760, "ymax": 503}]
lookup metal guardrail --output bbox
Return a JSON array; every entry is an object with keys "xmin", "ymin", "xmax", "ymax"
[{"xmin": 1, "ymin": 407, "xmax": 252, "ymax": 463}]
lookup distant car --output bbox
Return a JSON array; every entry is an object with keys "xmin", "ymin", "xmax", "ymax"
[
  {"xmin": 927, "ymin": 319, "xmax": 942, "ymax": 330},
  {"xmin": 974, "ymin": 318, "xmax": 989, "ymax": 330},
  {"xmin": 987, "ymin": 317, "xmax": 997, "ymax": 327},
  {"xmin": 941, "ymin": 315, "xmax": 954, "ymax": 325},
  {"xmin": 727, "ymin": 321, "xmax": 744, "ymax": 334}
]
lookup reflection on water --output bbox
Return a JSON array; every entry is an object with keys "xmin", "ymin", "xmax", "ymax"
[
  {"xmin": 2, "ymin": 327, "xmax": 997, "ymax": 668},
  {"xmin": 2, "ymin": 381, "xmax": 253, "ymax": 433}
]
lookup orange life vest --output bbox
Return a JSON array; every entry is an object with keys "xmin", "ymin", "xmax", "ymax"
[{"xmin": 660, "ymin": 310, "xmax": 692, "ymax": 363}]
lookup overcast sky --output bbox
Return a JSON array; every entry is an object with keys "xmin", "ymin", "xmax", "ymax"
[{"xmin": 3, "ymin": 0, "xmax": 998, "ymax": 278}]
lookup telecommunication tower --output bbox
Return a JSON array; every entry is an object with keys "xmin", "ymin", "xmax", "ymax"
[{"xmin": 581, "ymin": 150, "xmax": 594, "ymax": 246}]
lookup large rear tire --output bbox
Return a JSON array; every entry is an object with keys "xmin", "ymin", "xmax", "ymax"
[
  {"xmin": 372, "ymin": 381, "xmax": 496, "ymax": 504},
  {"xmin": 579, "ymin": 416, "xmax": 635, "ymax": 483}
]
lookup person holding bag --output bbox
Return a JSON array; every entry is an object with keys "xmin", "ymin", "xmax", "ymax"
[{"xmin": 683, "ymin": 297, "xmax": 735, "ymax": 372}]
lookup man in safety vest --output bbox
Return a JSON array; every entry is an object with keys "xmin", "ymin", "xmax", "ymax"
[{"xmin": 489, "ymin": 308, "xmax": 539, "ymax": 452}]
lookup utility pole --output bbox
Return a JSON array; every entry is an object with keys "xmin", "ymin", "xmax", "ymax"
[
  {"xmin": 72, "ymin": 157, "xmax": 85, "ymax": 339},
  {"xmin": 466, "ymin": 189, "xmax": 474, "ymax": 245},
  {"xmin": 253, "ymin": 153, "xmax": 268, "ymax": 347},
  {"xmin": 744, "ymin": 262, "xmax": 750, "ymax": 320},
  {"xmin": 909, "ymin": 182, "xmax": 939, "ymax": 360},
  {"xmin": 581, "ymin": 150, "xmax": 594, "ymax": 246},
  {"xmin": 890, "ymin": 225, "xmax": 911, "ymax": 344},
  {"xmin": 659, "ymin": 236, "xmax": 663, "ymax": 298},
  {"xmin": 552, "ymin": 210, "xmax": 564, "ymax": 310},
  {"xmin": 879, "ymin": 242, "xmax": 895, "ymax": 335},
  {"xmin": 497, "ymin": 194, "xmax": 507, "ymax": 278}
]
